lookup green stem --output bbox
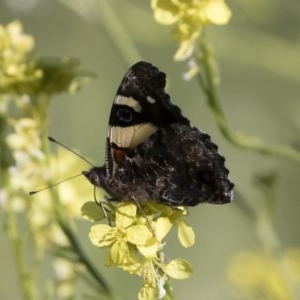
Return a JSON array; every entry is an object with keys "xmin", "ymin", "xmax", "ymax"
[
  {"xmin": 53, "ymin": 197, "xmax": 115, "ymax": 299},
  {"xmin": 198, "ymin": 33, "xmax": 300, "ymax": 165},
  {"xmin": 198, "ymin": 33, "xmax": 300, "ymax": 298},
  {"xmin": 1, "ymin": 107, "xmax": 37, "ymax": 299},
  {"xmin": 257, "ymin": 212, "xmax": 300, "ymax": 298},
  {"xmin": 164, "ymin": 279, "xmax": 174, "ymax": 300},
  {"xmin": 95, "ymin": 1, "xmax": 143, "ymax": 65},
  {"xmin": 58, "ymin": 0, "xmax": 142, "ymax": 66},
  {"xmin": 4, "ymin": 209, "xmax": 37, "ymax": 300}
]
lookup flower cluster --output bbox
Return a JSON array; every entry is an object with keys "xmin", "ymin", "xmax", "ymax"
[
  {"xmin": 83, "ymin": 201, "xmax": 195, "ymax": 299},
  {"xmin": 151, "ymin": 0, "xmax": 231, "ymax": 80},
  {"xmin": 0, "ymin": 20, "xmax": 93, "ymax": 299},
  {"xmin": 0, "ymin": 20, "xmax": 42, "ymax": 94},
  {"xmin": 1, "ymin": 20, "xmax": 92, "ymax": 232},
  {"xmin": 151, "ymin": 0, "xmax": 231, "ymax": 61},
  {"xmin": 0, "ymin": 21, "xmax": 92, "ymax": 97},
  {"xmin": 228, "ymin": 249, "xmax": 300, "ymax": 300},
  {"xmin": 4, "ymin": 116, "xmax": 91, "ymax": 296}
]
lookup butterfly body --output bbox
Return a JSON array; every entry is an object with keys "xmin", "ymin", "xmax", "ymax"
[{"xmin": 83, "ymin": 61, "xmax": 234, "ymax": 206}]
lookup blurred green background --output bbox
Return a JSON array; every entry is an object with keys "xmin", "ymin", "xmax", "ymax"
[{"xmin": 1, "ymin": 0, "xmax": 300, "ymax": 299}]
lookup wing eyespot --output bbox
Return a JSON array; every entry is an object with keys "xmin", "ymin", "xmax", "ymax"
[{"xmin": 116, "ymin": 107, "xmax": 134, "ymax": 123}]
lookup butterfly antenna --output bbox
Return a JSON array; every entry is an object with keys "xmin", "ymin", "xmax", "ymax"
[
  {"xmin": 48, "ymin": 136, "xmax": 94, "ymax": 167},
  {"xmin": 29, "ymin": 173, "xmax": 83, "ymax": 195}
]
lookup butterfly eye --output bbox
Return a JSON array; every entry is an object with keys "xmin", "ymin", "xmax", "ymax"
[
  {"xmin": 116, "ymin": 108, "xmax": 133, "ymax": 123},
  {"xmin": 198, "ymin": 171, "xmax": 215, "ymax": 184}
]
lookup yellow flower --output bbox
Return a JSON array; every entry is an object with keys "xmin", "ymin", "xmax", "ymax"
[
  {"xmin": 5, "ymin": 115, "xmax": 91, "ymax": 249},
  {"xmin": 0, "ymin": 20, "xmax": 34, "ymax": 54},
  {"xmin": 28, "ymin": 147, "xmax": 92, "ymax": 248},
  {"xmin": 138, "ymin": 282, "xmax": 160, "ymax": 300},
  {"xmin": 89, "ymin": 203, "xmax": 153, "ymax": 265},
  {"xmin": 1, "ymin": 20, "xmax": 96, "ymax": 299},
  {"xmin": 85, "ymin": 201, "xmax": 194, "ymax": 298},
  {"xmin": 6, "ymin": 118, "xmax": 46, "ymax": 191},
  {"xmin": 53, "ymin": 258, "xmax": 77, "ymax": 299},
  {"xmin": 0, "ymin": 20, "xmax": 42, "ymax": 94},
  {"xmin": 228, "ymin": 249, "xmax": 300, "ymax": 300},
  {"xmin": 0, "ymin": 21, "xmax": 94, "ymax": 96},
  {"xmin": 151, "ymin": 0, "xmax": 231, "ymax": 61}
]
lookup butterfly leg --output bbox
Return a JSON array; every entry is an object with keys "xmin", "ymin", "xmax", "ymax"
[
  {"xmin": 93, "ymin": 186, "xmax": 113, "ymax": 226},
  {"xmin": 130, "ymin": 195, "xmax": 155, "ymax": 237}
]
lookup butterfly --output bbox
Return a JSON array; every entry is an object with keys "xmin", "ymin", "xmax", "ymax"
[{"xmin": 83, "ymin": 61, "xmax": 234, "ymax": 206}]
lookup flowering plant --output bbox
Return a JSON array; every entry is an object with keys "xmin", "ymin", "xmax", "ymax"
[
  {"xmin": 0, "ymin": 20, "xmax": 105, "ymax": 299},
  {"xmin": 2, "ymin": 0, "xmax": 300, "ymax": 298},
  {"xmin": 83, "ymin": 201, "xmax": 194, "ymax": 299}
]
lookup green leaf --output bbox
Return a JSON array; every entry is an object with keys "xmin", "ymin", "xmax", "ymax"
[{"xmin": 81, "ymin": 201, "xmax": 105, "ymax": 222}]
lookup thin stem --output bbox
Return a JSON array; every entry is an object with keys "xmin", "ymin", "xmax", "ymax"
[
  {"xmin": 1, "ymin": 111, "xmax": 37, "ymax": 300},
  {"xmin": 256, "ymin": 212, "xmax": 300, "ymax": 298},
  {"xmin": 198, "ymin": 35, "xmax": 300, "ymax": 297},
  {"xmin": 58, "ymin": 0, "xmax": 142, "ymax": 66},
  {"xmin": 164, "ymin": 279, "xmax": 174, "ymax": 300},
  {"xmin": 95, "ymin": 1, "xmax": 143, "ymax": 65},
  {"xmin": 198, "ymin": 33, "xmax": 300, "ymax": 165},
  {"xmin": 4, "ymin": 209, "xmax": 37, "ymax": 300},
  {"xmin": 54, "ymin": 203, "xmax": 115, "ymax": 299},
  {"xmin": 54, "ymin": 206, "xmax": 114, "ymax": 299}
]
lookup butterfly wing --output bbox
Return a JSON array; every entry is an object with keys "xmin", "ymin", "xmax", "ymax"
[
  {"xmin": 83, "ymin": 61, "xmax": 234, "ymax": 206},
  {"xmin": 106, "ymin": 61, "xmax": 190, "ymax": 177},
  {"xmin": 95, "ymin": 123, "xmax": 233, "ymax": 206}
]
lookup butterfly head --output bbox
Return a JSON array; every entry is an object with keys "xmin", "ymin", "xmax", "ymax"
[{"xmin": 82, "ymin": 167, "xmax": 106, "ymax": 188}]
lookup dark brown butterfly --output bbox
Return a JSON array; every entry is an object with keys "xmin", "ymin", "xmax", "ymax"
[{"xmin": 83, "ymin": 61, "xmax": 234, "ymax": 206}]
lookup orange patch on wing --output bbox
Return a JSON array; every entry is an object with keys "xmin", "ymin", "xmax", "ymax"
[{"xmin": 112, "ymin": 145, "xmax": 128, "ymax": 165}]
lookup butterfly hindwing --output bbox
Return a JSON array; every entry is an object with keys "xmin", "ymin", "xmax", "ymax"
[{"xmin": 105, "ymin": 123, "xmax": 233, "ymax": 205}]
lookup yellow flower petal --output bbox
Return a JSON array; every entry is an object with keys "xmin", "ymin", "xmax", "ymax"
[
  {"xmin": 138, "ymin": 283, "xmax": 159, "ymax": 300},
  {"xmin": 89, "ymin": 224, "xmax": 116, "ymax": 247},
  {"xmin": 110, "ymin": 240, "xmax": 129, "ymax": 265},
  {"xmin": 7, "ymin": 20, "xmax": 34, "ymax": 53},
  {"xmin": 151, "ymin": 0, "xmax": 179, "ymax": 25},
  {"xmin": 174, "ymin": 36, "xmax": 197, "ymax": 61},
  {"xmin": 155, "ymin": 217, "xmax": 173, "ymax": 241},
  {"xmin": 162, "ymin": 258, "xmax": 193, "ymax": 279},
  {"xmin": 151, "ymin": 0, "xmax": 231, "ymax": 61},
  {"xmin": 115, "ymin": 202, "xmax": 137, "ymax": 229},
  {"xmin": 203, "ymin": 0, "xmax": 232, "ymax": 25},
  {"xmin": 177, "ymin": 219, "xmax": 195, "ymax": 247},
  {"xmin": 126, "ymin": 224, "xmax": 153, "ymax": 245},
  {"xmin": 137, "ymin": 237, "xmax": 160, "ymax": 258},
  {"xmin": 110, "ymin": 240, "xmax": 139, "ymax": 267},
  {"xmin": 121, "ymin": 258, "xmax": 141, "ymax": 273}
]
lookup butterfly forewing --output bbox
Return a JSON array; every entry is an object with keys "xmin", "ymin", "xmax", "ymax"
[{"xmin": 106, "ymin": 61, "xmax": 189, "ymax": 176}]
